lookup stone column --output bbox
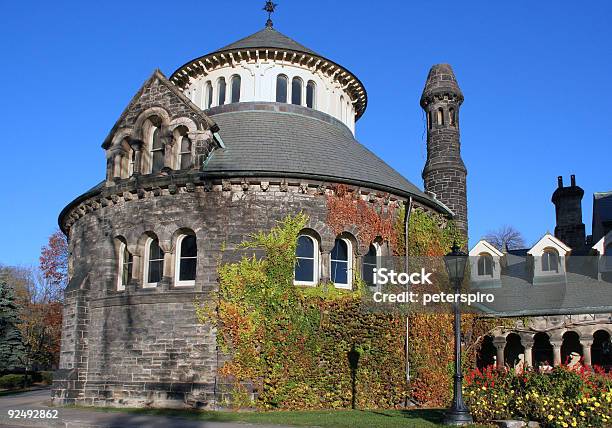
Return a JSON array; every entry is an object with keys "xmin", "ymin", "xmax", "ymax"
[
  {"xmin": 551, "ymin": 341, "xmax": 562, "ymax": 366},
  {"xmin": 129, "ymin": 138, "xmax": 144, "ymax": 176},
  {"xmin": 493, "ymin": 337, "xmax": 506, "ymax": 369},
  {"xmin": 580, "ymin": 336, "xmax": 592, "ymax": 367},
  {"xmin": 523, "ymin": 338, "xmax": 534, "ymax": 368},
  {"xmin": 320, "ymin": 248, "xmax": 330, "ymax": 284}
]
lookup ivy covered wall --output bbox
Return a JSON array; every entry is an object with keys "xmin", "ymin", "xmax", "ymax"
[{"xmin": 198, "ymin": 191, "xmax": 503, "ymax": 409}]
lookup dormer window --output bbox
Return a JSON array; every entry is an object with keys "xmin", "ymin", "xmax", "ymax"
[
  {"xmin": 276, "ymin": 75, "xmax": 288, "ymax": 103},
  {"xmin": 151, "ymin": 127, "xmax": 164, "ymax": 173},
  {"xmin": 542, "ymin": 248, "xmax": 559, "ymax": 272},
  {"xmin": 291, "ymin": 77, "xmax": 302, "ymax": 105},
  {"xmin": 477, "ymin": 253, "xmax": 493, "ymax": 277},
  {"xmin": 178, "ymin": 135, "xmax": 192, "ymax": 170}
]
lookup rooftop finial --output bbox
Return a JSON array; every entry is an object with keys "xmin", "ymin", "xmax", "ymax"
[{"xmin": 263, "ymin": 1, "xmax": 277, "ymax": 28}]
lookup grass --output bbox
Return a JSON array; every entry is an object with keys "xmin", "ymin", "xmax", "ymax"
[{"xmin": 72, "ymin": 406, "xmax": 492, "ymax": 427}]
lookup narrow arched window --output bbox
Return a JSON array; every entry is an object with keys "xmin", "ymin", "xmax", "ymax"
[
  {"xmin": 276, "ymin": 75, "xmax": 288, "ymax": 103},
  {"xmin": 230, "ymin": 75, "xmax": 241, "ymax": 103},
  {"xmin": 331, "ymin": 238, "xmax": 352, "ymax": 288},
  {"xmin": 340, "ymin": 96, "xmax": 345, "ymax": 121},
  {"xmin": 178, "ymin": 135, "xmax": 192, "ymax": 169},
  {"xmin": 117, "ymin": 240, "xmax": 132, "ymax": 291},
  {"xmin": 217, "ymin": 77, "xmax": 226, "ymax": 106},
  {"xmin": 295, "ymin": 235, "xmax": 318, "ymax": 285},
  {"xmin": 204, "ymin": 81, "xmax": 213, "ymax": 109},
  {"xmin": 437, "ymin": 108, "xmax": 444, "ymax": 126},
  {"xmin": 477, "ymin": 253, "xmax": 493, "ymax": 277},
  {"xmin": 542, "ymin": 248, "xmax": 559, "ymax": 272},
  {"xmin": 291, "ymin": 77, "xmax": 303, "ymax": 105},
  {"xmin": 428, "ymin": 111, "xmax": 433, "ymax": 130},
  {"xmin": 175, "ymin": 234, "xmax": 197, "ymax": 286},
  {"xmin": 449, "ymin": 107, "xmax": 456, "ymax": 126},
  {"xmin": 144, "ymin": 237, "xmax": 164, "ymax": 286},
  {"xmin": 306, "ymin": 80, "xmax": 316, "ymax": 108},
  {"xmin": 151, "ymin": 127, "xmax": 165, "ymax": 173},
  {"xmin": 362, "ymin": 244, "xmax": 379, "ymax": 286}
]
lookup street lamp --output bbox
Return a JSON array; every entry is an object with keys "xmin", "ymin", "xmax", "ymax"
[{"xmin": 443, "ymin": 241, "xmax": 473, "ymax": 425}]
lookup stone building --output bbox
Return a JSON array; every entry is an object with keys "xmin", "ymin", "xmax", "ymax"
[
  {"xmin": 51, "ymin": 18, "xmax": 468, "ymax": 408},
  {"xmin": 472, "ymin": 176, "xmax": 612, "ymax": 371}
]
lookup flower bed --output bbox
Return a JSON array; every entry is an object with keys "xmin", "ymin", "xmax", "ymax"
[{"xmin": 464, "ymin": 365, "xmax": 612, "ymax": 427}]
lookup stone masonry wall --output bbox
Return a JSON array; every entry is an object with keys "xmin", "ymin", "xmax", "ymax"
[{"xmin": 52, "ymin": 177, "xmax": 410, "ymax": 408}]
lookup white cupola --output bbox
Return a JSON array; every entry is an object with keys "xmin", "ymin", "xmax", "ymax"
[{"xmin": 169, "ymin": 26, "xmax": 367, "ymax": 135}]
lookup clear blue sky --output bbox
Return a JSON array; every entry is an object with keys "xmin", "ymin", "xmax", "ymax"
[{"xmin": 0, "ymin": 1, "xmax": 610, "ymax": 266}]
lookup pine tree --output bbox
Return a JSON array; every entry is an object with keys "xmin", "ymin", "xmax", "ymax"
[{"xmin": 0, "ymin": 280, "xmax": 28, "ymax": 372}]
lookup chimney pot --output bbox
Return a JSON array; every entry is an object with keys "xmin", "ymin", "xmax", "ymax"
[
  {"xmin": 558, "ymin": 176, "xmax": 563, "ymax": 188},
  {"xmin": 571, "ymin": 174, "xmax": 576, "ymax": 187}
]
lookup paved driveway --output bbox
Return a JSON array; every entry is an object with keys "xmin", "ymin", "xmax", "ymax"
[{"xmin": 0, "ymin": 389, "xmax": 296, "ymax": 428}]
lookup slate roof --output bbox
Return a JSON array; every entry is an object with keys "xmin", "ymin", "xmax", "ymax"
[
  {"xmin": 205, "ymin": 104, "xmax": 442, "ymax": 207},
  {"xmin": 213, "ymin": 27, "xmax": 319, "ymax": 56}
]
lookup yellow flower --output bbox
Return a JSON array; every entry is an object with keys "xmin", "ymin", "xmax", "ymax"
[
  {"xmin": 580, "ymin": 411, "xmax": 586, "ymax": 417},
  {"xmin": 548, "ymin": 415, "xmax": 554, "ymax": 421}
]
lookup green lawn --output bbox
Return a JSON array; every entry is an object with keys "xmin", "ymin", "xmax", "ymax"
[{"xmin": 79, "ymin": 406, "xmax": 492, "ymax": 428}]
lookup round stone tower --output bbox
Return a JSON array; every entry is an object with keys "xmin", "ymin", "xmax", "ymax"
[
  {"xmin": 51, "ymin": 22, "xmax": 453, "ymax": 409},
  {"xmin": 420, "ymin": 64, "xmax": 468, "ymax": 235}
]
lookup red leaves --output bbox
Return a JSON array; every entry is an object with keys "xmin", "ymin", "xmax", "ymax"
[{"xmin": 39, "ymin": 229, "xmax": 68, "ymax": 294}]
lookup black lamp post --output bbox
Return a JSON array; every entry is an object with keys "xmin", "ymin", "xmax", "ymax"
[{"xmin": 443, "ymin": 242, "xmax": 473, "ymax": 425}]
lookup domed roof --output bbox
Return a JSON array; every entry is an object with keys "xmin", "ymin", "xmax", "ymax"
[
  {"xmin": 202, "ymin": 102, "xmax": 449, "ymax": 212},
  {"xmin": 213, "ymin": 27, "xmax": 319, "ymax": 56}
]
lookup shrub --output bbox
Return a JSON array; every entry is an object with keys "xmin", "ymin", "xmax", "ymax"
[
  {"xmin": 0, "ymin": 374, "xmax": 31, "ymax": 389},
  {"xmin": 40, "ymin": 371, "xmax": 54, "ymax": 385},
  {"xmin": 465, "ymin": 365, "xmax": 612, "ymax": 427}
]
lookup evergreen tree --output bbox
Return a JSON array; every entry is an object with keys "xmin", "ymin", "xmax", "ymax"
[{"xmin": 0, "ymin": 280, "xmax": 28, "ymax": 372}]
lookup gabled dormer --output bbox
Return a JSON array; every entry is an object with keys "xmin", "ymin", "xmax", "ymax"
[
  {"xmin": 592, "ymin": 230, "xmax": 612, "ymax": 277},
  {"xmin": 528, "ymin": 233, "xmax": 571, "ymax": 284},
  {"xmin": 101, "ymin": 70, "xmax": 222, "ymax": 185},
  {"xmin": 469, "ymin": 240, "xmax": 504, "ymax": 288}
]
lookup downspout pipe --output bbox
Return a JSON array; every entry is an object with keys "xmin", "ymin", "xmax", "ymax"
[{"xmin": 404, "ymin": 197, "xmax": 413, "ymax": 389}]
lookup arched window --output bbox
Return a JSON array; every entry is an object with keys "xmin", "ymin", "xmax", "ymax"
[
  {"xmin": 175, "ymin": 234, "xmax": 197, "ymax": 286},
  {"xmin": 436, "ymin": 108, "xmax": 444, "ymax": 126},
  {"xmin": 449, "ymin": 107, "xmax": 456, "ymax": 126},
  {"xmin": 151, "ymin": 127, "xmax": 165, "ymax": 173},
  {"xmin": 295, "ymin": 235, "xmax": 318, "ymax": 285},
  {"xmin": 291, "ymin": 77, "xmax": 302, "ymax": 105},
  {"xmin": 204, "ymin": 81, "xmax": 213, "ymax": 109},
  {"xmin": 306, "ymin": 80, "xmax": 316, "ymax": 108},
  {"xmin": 230, "ymin": 75, "xmax": 241, "ymax": 103},
  {"xmin": 178, "ymin": 135, "xmax": 192, "ymax": 170},
  {"xmin": 144, "ymin": 237, "xmax": 164, "ymax": 287},
  {"xmin": 331, "ymin": 238, "xmax": 352, "ymax": 288},
  {"xmin": 117, "ymin": 239, "xmax": 132, "ymax": 291},
  {"xmin": 276, "ymin": 75, "xmax": 288, "ymax": 103},
  {"xmin": 217, "ymin": 77, "xmax": 226, "ymax": 106},
  {"xmin": 477, "ymin": 253, "xmax": 493, "ymax": 277},
  {"xmin": 340, "ymin": 96, "xmax": 345, "ymax": 121},
  {"xmin": 542, "ymin": 248, "xmax": 559, "ymax": 272},
  {"xmin": 428, "ymin": 111, "xmax": 432, "ymax": 130},
  {"xmin": 362, "ymin": 243, "xmax": 379, "ymax": 286}
]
